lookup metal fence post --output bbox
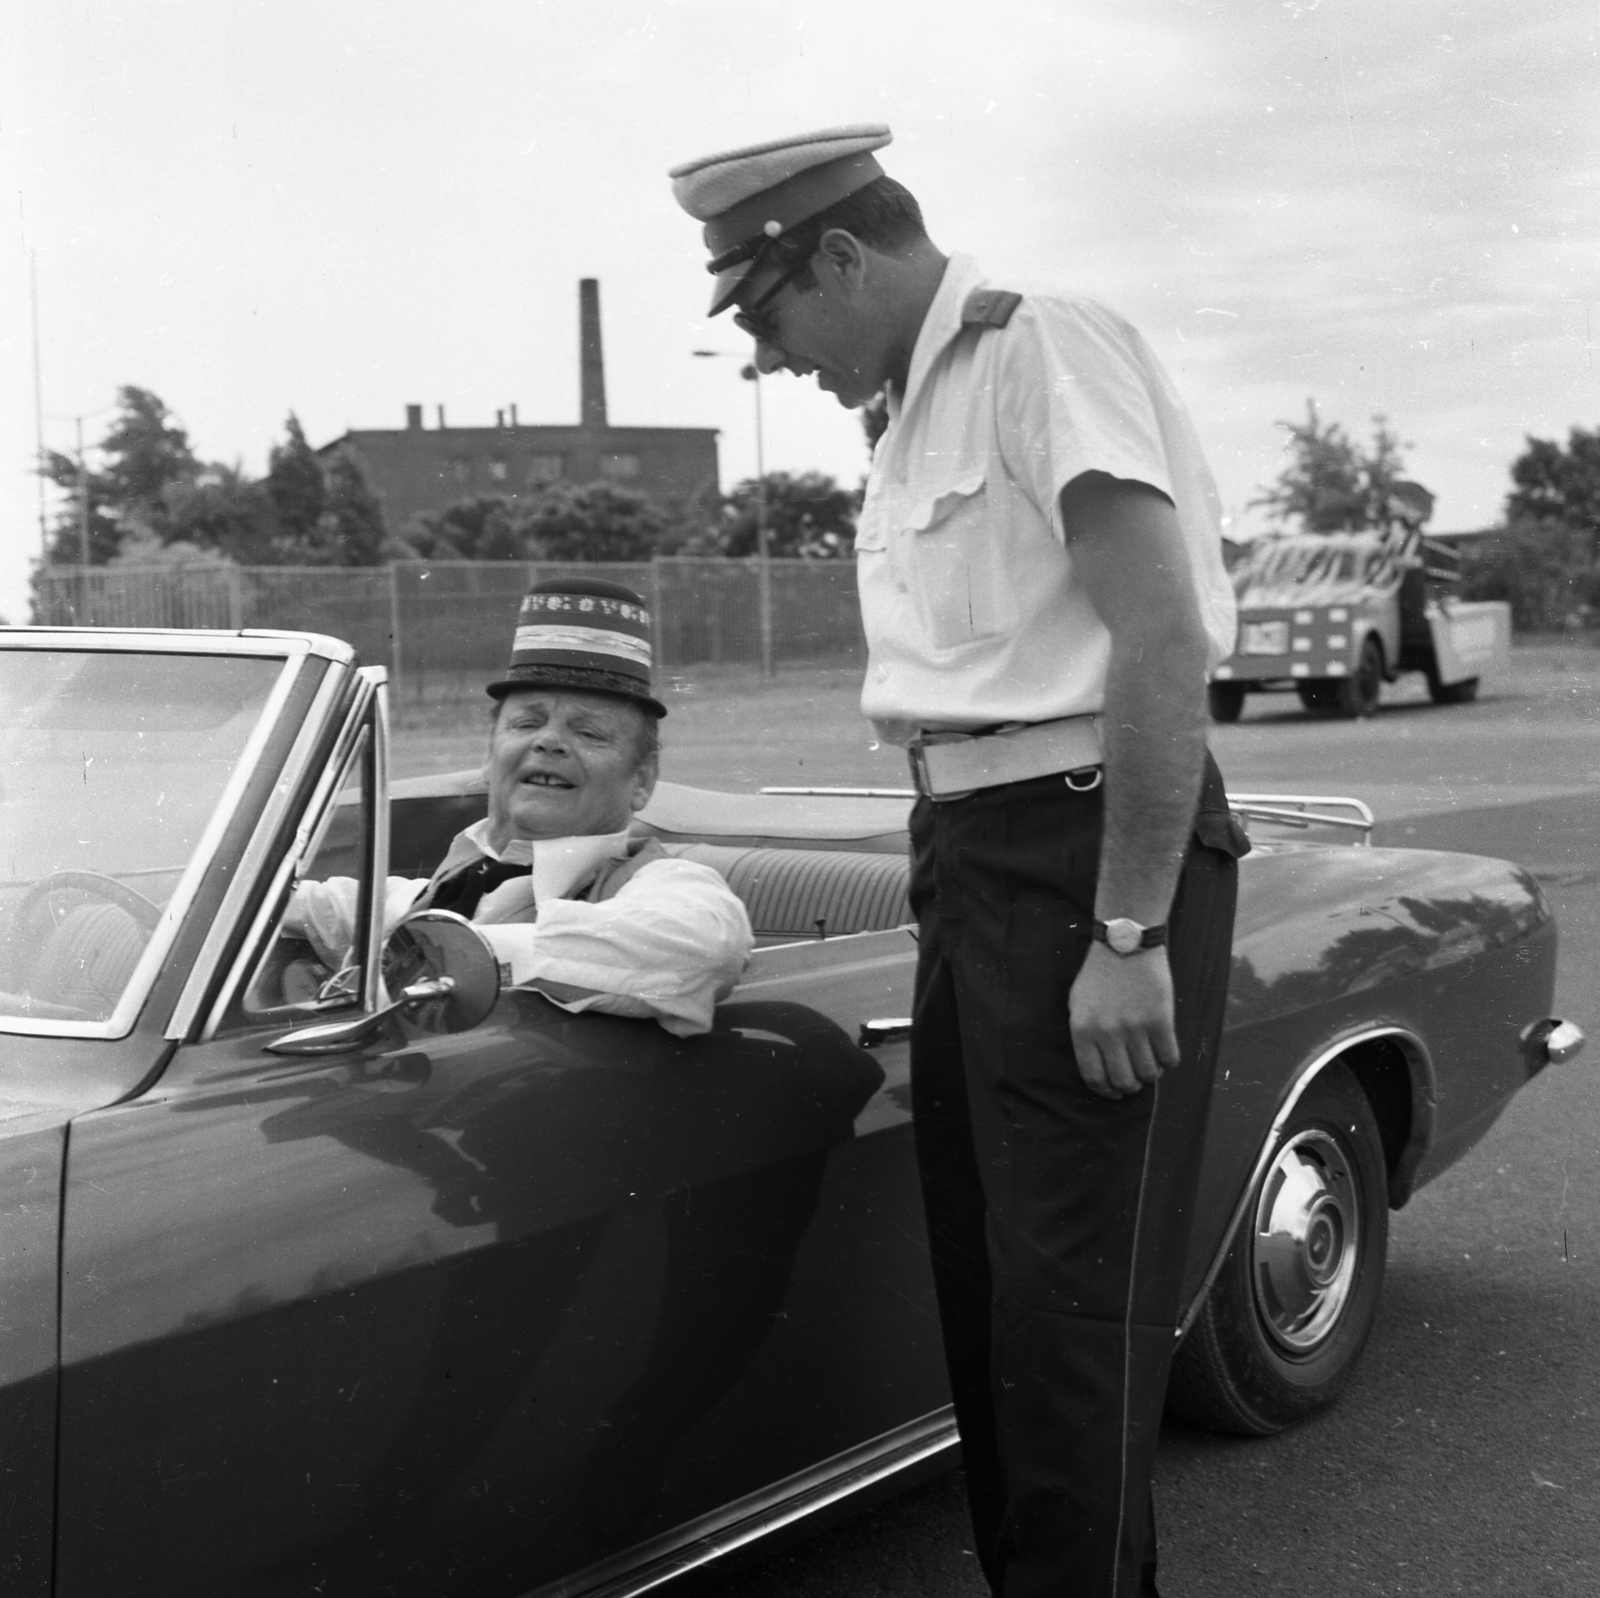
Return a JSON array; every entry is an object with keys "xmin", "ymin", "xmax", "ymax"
[
  {"xmin": 388, "ymin": 563, "xmax": 404, "ymax": 702},
  {"xmin": 650, "ymin": 557, "xmax": 665, "ymax": 670},
  {"xmin": 757, "ymin": 555, "xmax": 774, "ymax": 677}
]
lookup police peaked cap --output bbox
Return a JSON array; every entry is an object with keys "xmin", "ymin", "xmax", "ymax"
[{"xmin": 669, "ymin": 124, "xmax": 893, "ymax": 315}]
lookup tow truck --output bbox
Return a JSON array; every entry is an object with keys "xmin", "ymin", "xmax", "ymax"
[{"xmin": 1208, "ymin": 525, "xmax": 1510, "ymax": 722}]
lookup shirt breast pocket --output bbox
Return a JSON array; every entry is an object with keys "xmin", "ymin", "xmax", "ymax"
[{"xmin": 901, "ymin": 470, "xmax": 1018, "ymax": 651}]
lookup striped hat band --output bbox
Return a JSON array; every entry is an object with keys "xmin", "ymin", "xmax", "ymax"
[{"xmin": 487, "ymin": 578, "xmax": 665, "ymax": 717}]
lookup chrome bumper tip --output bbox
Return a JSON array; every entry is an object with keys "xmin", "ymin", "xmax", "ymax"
[{"xmin": 1522, "ymin": 1017, "xmax": 1586, "ymax": 1067}]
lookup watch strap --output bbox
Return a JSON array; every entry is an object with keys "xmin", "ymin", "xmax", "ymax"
[{"xmin": 1092, "ymin": 917, "xmax": 1168, "ymax": 955}]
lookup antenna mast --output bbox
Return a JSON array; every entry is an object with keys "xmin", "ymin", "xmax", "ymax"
[{"xmin": 30, "ymin": 250, "xmax": 47, "ymax": 553}]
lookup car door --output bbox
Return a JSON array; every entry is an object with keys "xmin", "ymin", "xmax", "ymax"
[{"xmin": 54, "ymin": 692, "xmax": 943, "ymax": 1597}]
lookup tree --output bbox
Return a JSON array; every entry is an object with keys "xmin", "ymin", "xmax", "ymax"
[
  {"xmin": 1504, "ymin": 426, "xmax": 1600, "ymax": 558},
  {"xmin": 38, "ymin": 447, "xmax": 122, "ymax": 565},
  {"xmin": 1253, "ymin": 401, "xmax": 1432, "ymax": 535},
  {"xmin": 303, "ymin": 449, "xmax": 389, "ymax": 565},
  {"xmin": 35, "ymin": 385, "xmax": 203, "ymax": 565},
  {"xmin": 521, "ymin": 482, "xmax": 668, "ymax": 562},
  {"xmin": 161, "ymin": 465, "xmax": 277, "ymax": 563},
  {"xmin": 266, "ymin": 414, "xmax": 325, "ymax": 546},
  {"xmin": 97, "ymin": 386, "xmax": 200, "ymax": 517},
  {"xmin": 1458, "ymin": 521, "xmax": 1600, "ymax": 632},
  {"xmin": 402, "ymin": 495, "xmax": 527, "ymax": 561},
  {"xmin": 708, "ymin": 471, "xmax": 860, "ymax": 558}
]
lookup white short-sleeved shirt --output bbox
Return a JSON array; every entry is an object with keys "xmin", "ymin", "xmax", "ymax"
[{"xmin": 855, "ymin": 255, "xmax": 1237, "ymax": 745}]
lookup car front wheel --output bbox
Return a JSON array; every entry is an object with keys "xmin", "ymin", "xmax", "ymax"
[
  {"xmin": 1334, "ymin": 636, "xmax": 1384, "ymax": 718},
  {"xmin": 1167, "ymin": 1062, "xmax": 1389, "ymax": 1435}
]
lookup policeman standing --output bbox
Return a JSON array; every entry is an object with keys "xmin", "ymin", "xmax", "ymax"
[{"xmin": 670, "ymin": 125, "xmax": 1247, "ymax": 1598}]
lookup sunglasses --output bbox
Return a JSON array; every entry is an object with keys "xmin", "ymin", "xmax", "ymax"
[{"xmin": 731, "ymin": 254, "xmax": 813, "ymax": 344}]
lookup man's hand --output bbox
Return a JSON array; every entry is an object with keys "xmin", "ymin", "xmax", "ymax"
[{"xmin": 1069, "ymin": 942, "xmax": 1179, "ymax": 1099}]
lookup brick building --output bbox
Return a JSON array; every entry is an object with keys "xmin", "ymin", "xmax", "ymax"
[{"xmin": 318, "ymin": 280, "xmax": 720, "ymax": 531}]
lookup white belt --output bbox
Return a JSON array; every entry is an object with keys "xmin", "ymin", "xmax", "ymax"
[{"xmin": 908, "ymin": 716, "xmax": 1103, "ymax": 801}]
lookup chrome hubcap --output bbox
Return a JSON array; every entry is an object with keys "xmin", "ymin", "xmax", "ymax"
[{"xmin": 1251, "ymin": 1129, "xmax": 1359, "ymax": 1353}]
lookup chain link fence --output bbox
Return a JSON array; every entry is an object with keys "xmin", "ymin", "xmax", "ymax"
[{"xmin": 31, "ymin": 559, "xmax": 867, "ymax": 704}]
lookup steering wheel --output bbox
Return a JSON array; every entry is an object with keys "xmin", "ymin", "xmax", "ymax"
[
  {"xmin": 1, "ymin": 871, "xmax": 164, "ymax": 1018},
  {"xmin": 14, "ymin": 870, "xmax": 163, "ymax": 932}
]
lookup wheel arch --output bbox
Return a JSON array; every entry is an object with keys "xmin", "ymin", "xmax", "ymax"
[{"xmin": 1178, "ymin": 1024, "xmax": 1435, "ymax": 1340}]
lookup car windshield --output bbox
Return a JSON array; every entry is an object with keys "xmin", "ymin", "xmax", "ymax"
[{"xmin": 0, "ymin": 647, "xmax": 285, "ymax": 1027}]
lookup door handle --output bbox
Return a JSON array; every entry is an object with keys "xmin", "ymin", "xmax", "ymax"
[{"xmin": 859, "ymin": 1017, "xmax": 913, "ymax": 1049}]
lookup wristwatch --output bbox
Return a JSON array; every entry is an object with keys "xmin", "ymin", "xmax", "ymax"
[{"xmin": 1092, "ymin": 917, "xmax": 1168, "ymax": 957}]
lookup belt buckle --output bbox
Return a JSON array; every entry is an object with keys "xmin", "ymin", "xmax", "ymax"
[
  {"xmin": 908, "ymin": 741, "xmax": 934, "ymax": 799},
  {"xmin": 908, "ymin": 732, "xmax": 977, "ymax": 803}
]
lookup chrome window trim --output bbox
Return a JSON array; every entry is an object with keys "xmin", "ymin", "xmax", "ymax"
[
  {"xmin": 167, "ymin": 661, "xmax": 352, "ymax": 1041},
  {"xmin": 0, "ymin": 646, "xmax": 309, "ymax": 1041},
  {"xmin": 1, "ymin": 627, "xmax": 355, "ymax": 664},
  {"xmin": 363, "ymin": 676, "xmax": 391, "ymax": 1012},
  {"xmin": 1176, "ymin": 1024, "xmax": 1431, "ymax": 1339},
  {"xmin": 191, "ymin": 667, "xmax": 390, "ymax": 1041}
]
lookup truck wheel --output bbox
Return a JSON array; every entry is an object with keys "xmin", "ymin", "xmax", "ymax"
[
  {"xmin": 1334, "ymin": 637, "xmax": 1383, "ymax": 718},
  {"xmin": 1166, "ymin": 1063, "xmax": 1389, "ymax": 1436},
  {"xmin": 1427, "ymin": 672, "xmax": 1479, "ymax": 705},
  {"xmin": 1208, "ymin": 682, "xmax": 1246, "ymax": 723}
]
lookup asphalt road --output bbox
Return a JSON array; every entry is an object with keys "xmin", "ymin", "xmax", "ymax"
[{"xmin": 688, "ymin": 647, "xmax": 1600, "ymax": 1598}]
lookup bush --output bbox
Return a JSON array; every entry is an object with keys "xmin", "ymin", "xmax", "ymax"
[{"xmin": 1458, "ymin": 519, "xmax": 1600, "ymax": 632}]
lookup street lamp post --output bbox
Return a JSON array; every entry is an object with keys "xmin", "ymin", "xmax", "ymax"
[{"xmin": 693, "ymin": 350, "xmax": 773, "ymax": 677}]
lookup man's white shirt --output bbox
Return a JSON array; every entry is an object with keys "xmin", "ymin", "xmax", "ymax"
[
  {"xmin": 855, "ymin": 253, "xmax": 1237, "ymax": 745},
  {"xmin": 287, "ymin": 820, "xmax": 754, "ymax": 1038}
]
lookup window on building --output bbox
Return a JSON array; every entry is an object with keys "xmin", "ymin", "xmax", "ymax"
[
  {"xmin": 490, "ymin": 459, "xmax": 508, "ymax": 481},
  {"xmin": 525, "ymin": 454, "xmax": 564, "ymax": 484},
  {"xmin": 600, "ymin": 454, "xmax": 640, "ymax": 479}
]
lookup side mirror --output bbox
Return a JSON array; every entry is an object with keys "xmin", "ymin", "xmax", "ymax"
[
  {"xmin": 383, "ymin": 911, "xmax": 502, "ymax": 1035},
  {"xmin": 266, "ymin": 910, "xmax": 501, "ymax": 1056}
]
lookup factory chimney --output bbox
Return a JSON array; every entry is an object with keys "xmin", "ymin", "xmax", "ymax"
[{"xmin": 579, "ymin": 278, "xmax": 608, "ymax": 429}]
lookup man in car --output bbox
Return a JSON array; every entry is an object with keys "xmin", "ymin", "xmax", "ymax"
[
  {"xmin": 669, "ymin": 126, "xmax": 1245, "ymax": 1594},
  {"xmin": 289, "ymin": 576, "xmax": 753, "ymax": 1038}
]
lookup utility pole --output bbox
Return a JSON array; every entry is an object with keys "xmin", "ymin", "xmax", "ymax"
[
  {"xmin": 75, "ymin": 417, "xmax": 91, "ymax": 563},
  {"xmin": 76, "ymin": 417, "xmax": 91, "ymax": 622},
  {"xmin": 747, "ymin": 361, "xmax": 773, "ymax": 678},
  {"xmin": 691, "ymin": 349, "xmax": 775, "ymax": 676},
  {"xmin": 30, "ymin": 252, "xmax": 46, "ymax": 556}
]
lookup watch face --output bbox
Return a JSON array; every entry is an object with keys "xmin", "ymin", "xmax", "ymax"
[{"xmin": 1104, "ymin": 918, "xmax": 1142, "ymax": 955}]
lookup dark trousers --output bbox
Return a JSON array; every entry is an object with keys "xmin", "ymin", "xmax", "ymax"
[{"xmin": 909, "ymin": 756, "xmax": 1241, "ymax": 1598}]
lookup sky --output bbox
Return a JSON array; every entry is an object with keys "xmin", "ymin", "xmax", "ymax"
[{"xmin": 1, "ymin": 0, "xmax": 1596, "ymax": 623}]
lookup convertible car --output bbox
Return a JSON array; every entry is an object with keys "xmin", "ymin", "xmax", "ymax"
[{"xmin": 0, "ymin": 627, "xmax": 1585, "ymax": 1598}]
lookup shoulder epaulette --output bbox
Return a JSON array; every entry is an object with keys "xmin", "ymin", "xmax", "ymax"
[{"xmin": 960, "ymin": 288, "xmax": 1023, "ymax": 329}]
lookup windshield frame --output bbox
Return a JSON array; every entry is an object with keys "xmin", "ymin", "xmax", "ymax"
[{"xmin": 0, "ymin": 629, "xmax": 346, "ymax": 1041}]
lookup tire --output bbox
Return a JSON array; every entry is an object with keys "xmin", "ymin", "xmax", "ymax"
[
  {"xmin": 1334, "ymin": 636, "xmax": 1383, "ymax": 719},
  {"xmin": 1208, "ymin": 681, "xmax": 1246, "ymax": 723},
  {"xmin": 1427, "ymin": 672, "xmax": 1479, "ymax": 705},
  {"xmin": 1167, "ymin": 1062, "xmax": 1389, "ymax": 1436},
  {"xmin": 1295, "ymin": 681, "xmax": 1340, "ymax": 713}
]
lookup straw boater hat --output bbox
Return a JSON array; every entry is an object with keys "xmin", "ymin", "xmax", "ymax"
[
  {"xmin": 486, "ymin": 576, "xmax": 666, "ymax": 718},
  {"xmin": 669, "ymin": 124, "xmax": 893, "ymax": 315}
]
